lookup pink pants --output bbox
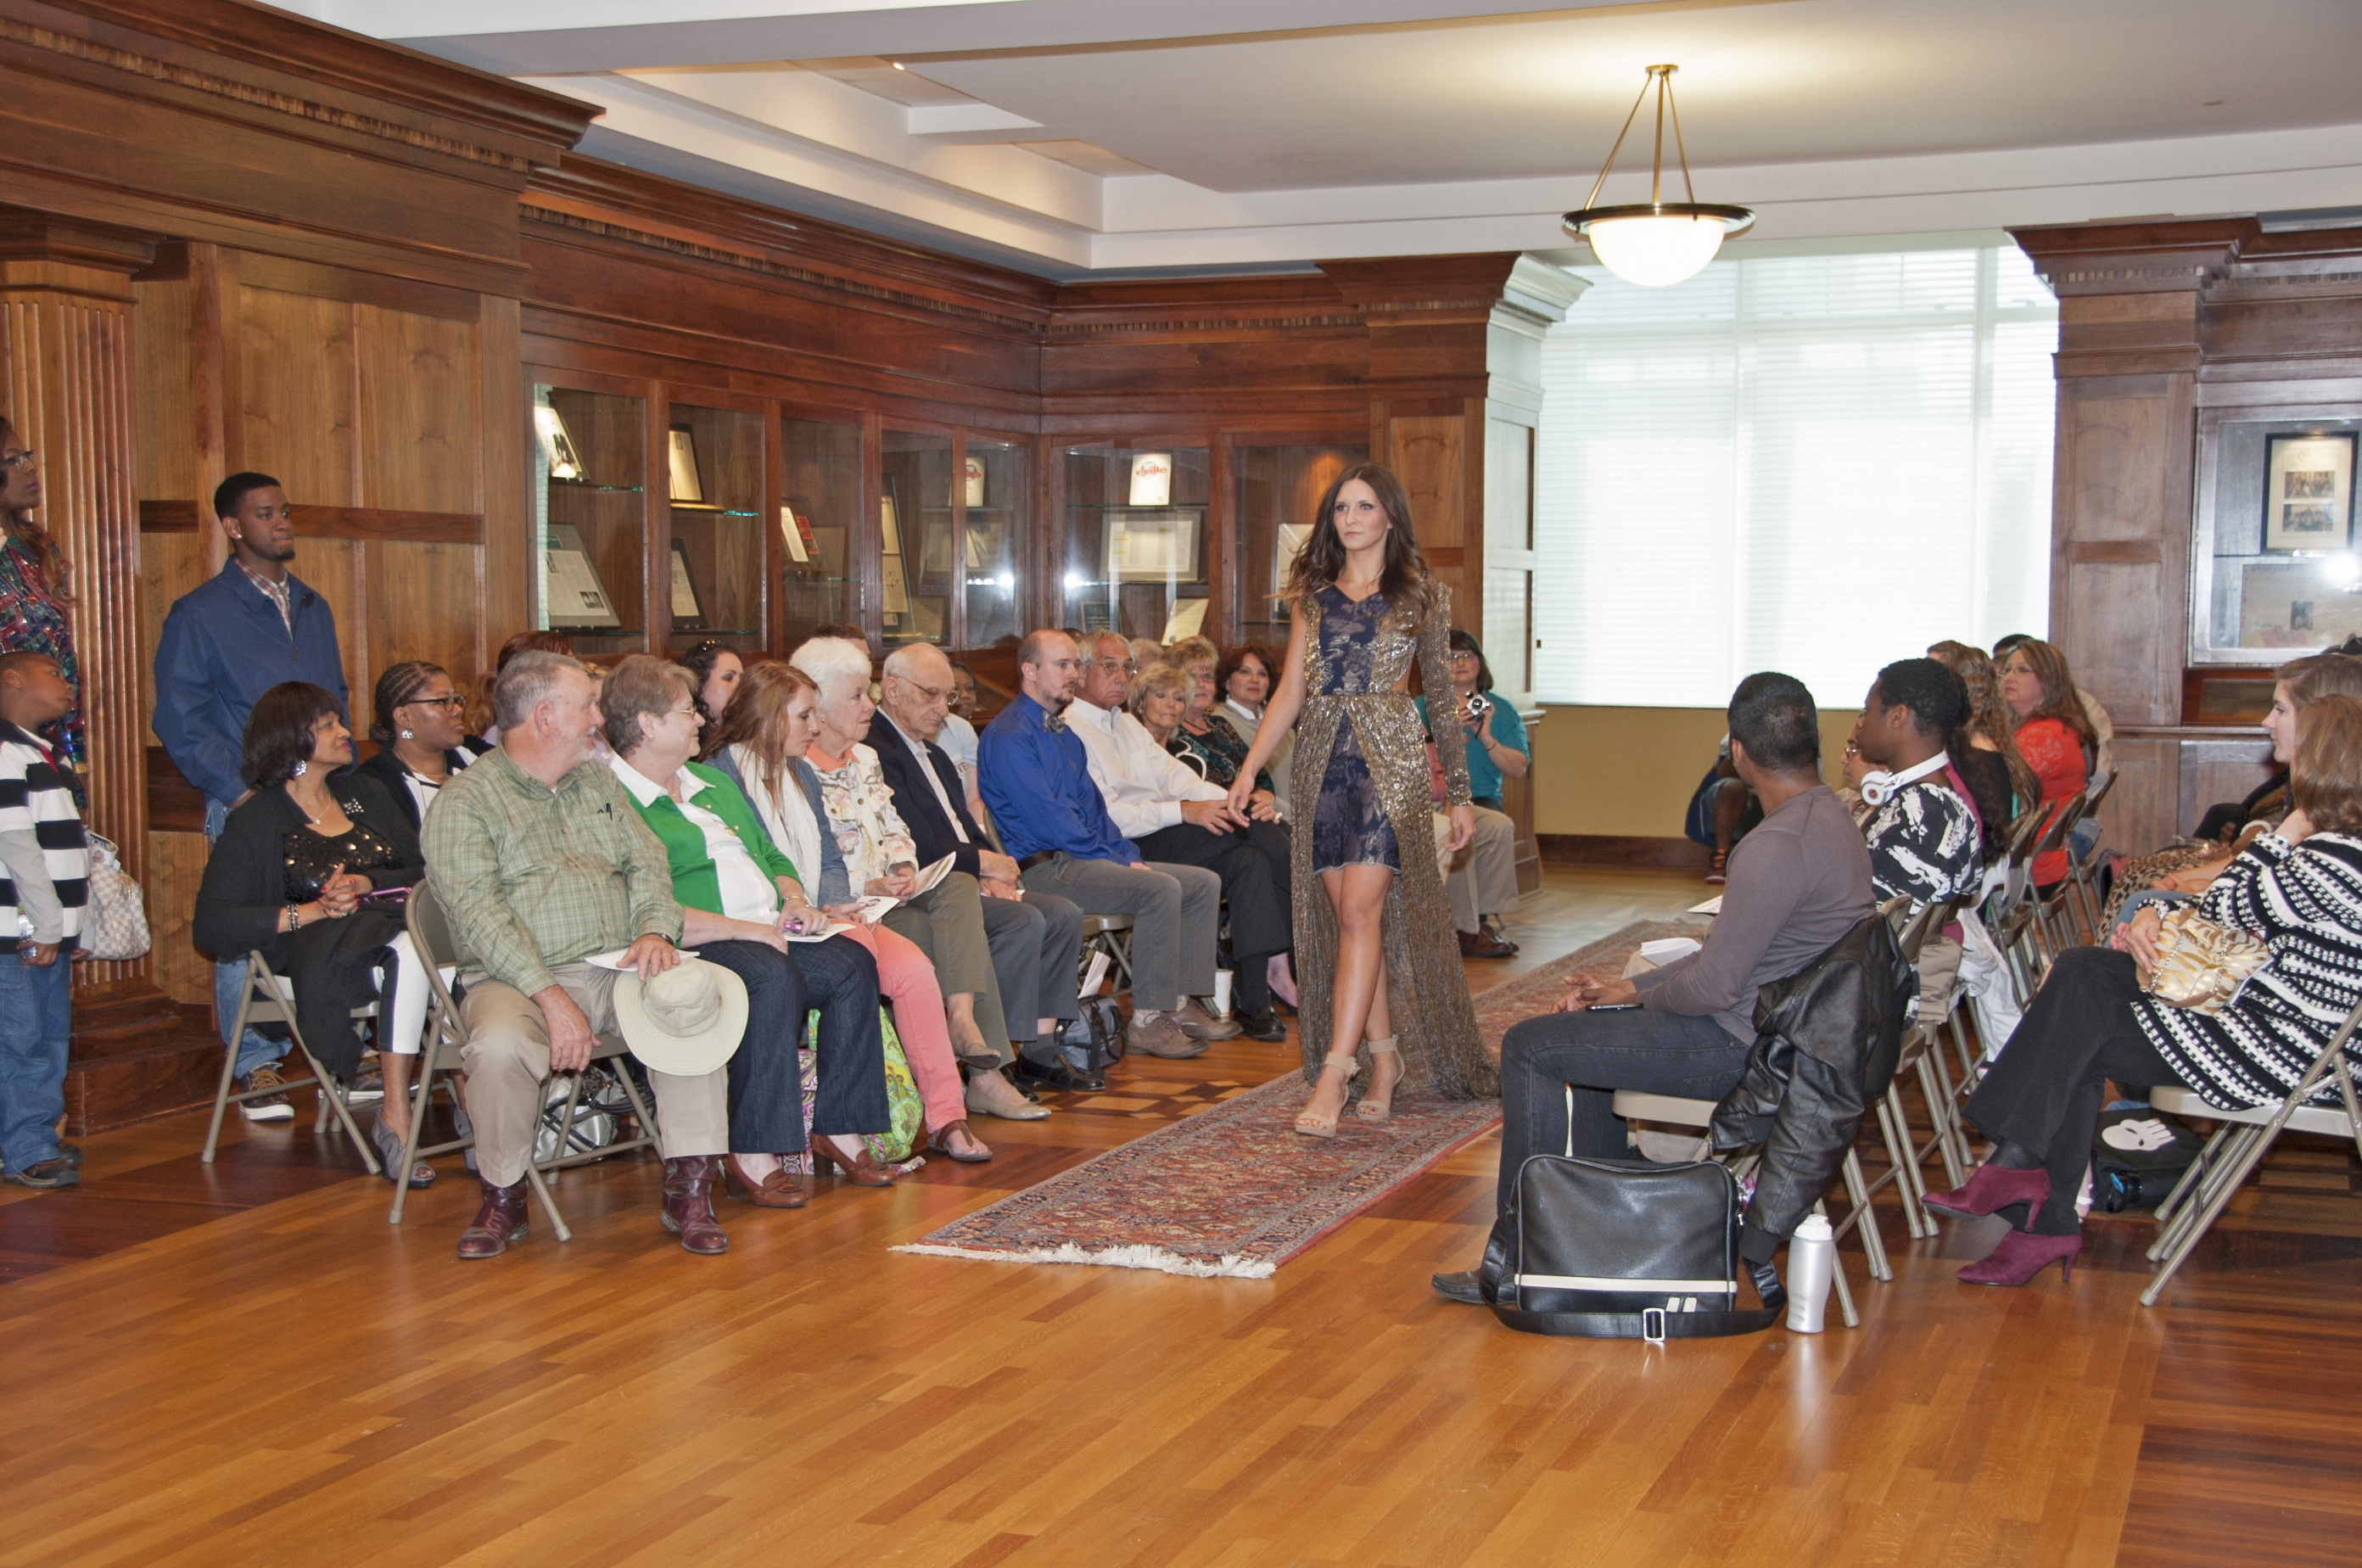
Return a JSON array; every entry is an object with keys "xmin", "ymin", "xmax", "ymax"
[{"xmin": 833, "ymin": 922, "xmax": 966, "ymax": 1134}]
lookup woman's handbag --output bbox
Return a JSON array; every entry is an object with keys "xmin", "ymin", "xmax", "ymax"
[
  {"xmin": 79, "ymin": 832, "xmax": 150, "ymax": 960},
  {"xmin": 2143, "ymin": 905, "xmax": 2269, "ymax": 1014},
  {"xmin": 1489, "ymin": 1098, "xmax": 1784, "ymax": 1341}
]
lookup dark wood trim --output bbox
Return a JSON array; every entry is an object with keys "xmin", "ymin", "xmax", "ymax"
[
  {"xmin": 139, "ymin": 499, "xmax": 482, "ymax": 542},
  {"xmin": 1538, "ymin": 833, "xmax": 1713, "ymax": 870},
  {"xmin": 145, "ymin": 746, "xmax": 206, "ymax": 834}
]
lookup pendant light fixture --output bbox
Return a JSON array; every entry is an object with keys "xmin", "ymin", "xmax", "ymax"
[{"xmin": 1563, "ymin": 64, "xmax": 1754, "ymax": 288}]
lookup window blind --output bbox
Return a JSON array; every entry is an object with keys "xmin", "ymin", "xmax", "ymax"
[{"xmin": 1534, "ymin": 245, "xmax": 2058, "ymax": 708}]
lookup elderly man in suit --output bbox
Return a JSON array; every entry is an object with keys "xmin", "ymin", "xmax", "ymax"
[{"xmin": 875, "ymin": 643, "xmax": 1094, "ymax": 1091}]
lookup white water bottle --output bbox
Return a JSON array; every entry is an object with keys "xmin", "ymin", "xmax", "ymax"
[{"xmin": 1785, "ymin": 1214, "xmax": 1836, "ymax": 1334}]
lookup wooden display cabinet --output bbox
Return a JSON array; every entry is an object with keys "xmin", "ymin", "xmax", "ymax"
[
  {"xmin": 884, "ymin": 427, "xmax": 955, "ymax": 647},
  {"xmin": 664, "ymin": 400, "xmax": 768, "ymax": 652},
  {"xmin": 781, "ymin": 412, "xmax": 865, "ymax": 646},
  {"xmin": 1233, "ymin": 442, "xmax": 1366, "ymax": 648},
  {"xmin": 1061, "ymin": 443, "xmax": 1212, "ymax": 642},
  {"xmin": 535, "ymin": 381, "xmax": 649, "ymax": 656}
]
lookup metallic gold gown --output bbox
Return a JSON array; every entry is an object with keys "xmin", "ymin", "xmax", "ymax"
[{"xmin": 1290, "ymin": 582, "xmax": 1499, "ymax": 1100}]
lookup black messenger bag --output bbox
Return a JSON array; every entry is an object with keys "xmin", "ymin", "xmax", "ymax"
[{"xmin": 1491, "ymin": 1152, "xmax": 1785, "ymax": 1341}]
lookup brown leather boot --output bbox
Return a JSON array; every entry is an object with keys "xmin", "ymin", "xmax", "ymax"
[
  {"xmin": 660, "ymin": 1156, "xmax": 729, "ymax": 1254},
  {"xmin": 455, "ymin": 1178, "xmax": 530, "ymax": 1260}
]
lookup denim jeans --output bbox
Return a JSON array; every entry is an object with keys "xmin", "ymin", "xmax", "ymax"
[
  {"xmin": 1495, "ymin": 1005, "xmax": 1754, "ymax": 1215},
  {"xmin": 206, "ymin": 797, "xmax": 284, "ymax": 1078},
  {"xmin": 0, "ymin": 950, "xmax": 73, "ymax": 1171}
]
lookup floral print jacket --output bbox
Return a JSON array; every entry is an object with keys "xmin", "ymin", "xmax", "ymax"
[{"xmin": 803, "ymin": 742, "xmax": 916, "ymax": 892}]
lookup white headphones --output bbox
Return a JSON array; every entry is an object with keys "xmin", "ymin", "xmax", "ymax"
[{"xmin": 1858, "ymin": 751, "xmax": 1950, "ymax": 809}]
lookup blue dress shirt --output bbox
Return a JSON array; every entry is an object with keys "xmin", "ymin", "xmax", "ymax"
[{"xmin": 977, "ymin": 693, "xmax": 1139, "ymax": 864}]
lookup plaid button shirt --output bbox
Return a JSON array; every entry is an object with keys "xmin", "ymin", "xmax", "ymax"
[{"xmin": 421, "ymin": 745, "xmax": 681, "ymax": 998}]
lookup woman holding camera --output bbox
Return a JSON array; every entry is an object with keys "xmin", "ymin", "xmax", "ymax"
[{"xmin": 1414, "ymin": 630, "xmax": 1528, "ymax": 959}]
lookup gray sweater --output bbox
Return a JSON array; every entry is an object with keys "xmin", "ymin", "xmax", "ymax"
[{"xmin": 1635, "ymin": 784, "xmax": 1875, "ymax": 1041}]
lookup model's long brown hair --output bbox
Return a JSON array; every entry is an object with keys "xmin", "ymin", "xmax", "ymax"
[
  {"xmin": 2002, "ymin": 637, "xmax": 2096, "ymax": 748},
  {"xmin": 0, "ymin": 416, "xmax": 70, "ymax": 603},
  {"xmin": 1928, "ymin": 640, "xmax": 2039, "ymax": 809},
  {"xmin": 706, "ymin": 658, "xmax": 818, "ymax": 801},
  {"xmin": 1279, "ymin": 462, "xmax": 1438, "ymax": 629}
]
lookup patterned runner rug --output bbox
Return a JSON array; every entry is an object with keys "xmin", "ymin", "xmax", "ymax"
[{"xmin": 896, "ymin": 917, "xmax": 1714, "ymax": 1279}]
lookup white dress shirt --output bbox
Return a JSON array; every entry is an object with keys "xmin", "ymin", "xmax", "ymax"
[{"xmin": 1066, "ymin": 697, "xmax": 1228, "ymax": 839}]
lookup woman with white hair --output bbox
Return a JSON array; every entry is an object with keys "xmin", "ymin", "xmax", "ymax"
[{"xmin": 789, "ymin": 636, "xmax": 1042, "ymax": 1121}]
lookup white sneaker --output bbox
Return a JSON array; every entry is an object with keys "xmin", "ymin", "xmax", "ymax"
[{"xmin": 237, "ymin": 1062, "xmax": 296, "ymax": 1122}]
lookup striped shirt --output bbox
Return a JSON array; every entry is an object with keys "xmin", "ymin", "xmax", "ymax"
[{"xmin": 0, "ymin": 720, "xmax": 89, "ymax": 951}]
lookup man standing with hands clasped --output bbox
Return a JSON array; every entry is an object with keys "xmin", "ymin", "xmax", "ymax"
[
  {"xmin": 423, "ymin": 651, "xmax": 733, "ymax": 1260},
  {"xmin": 154, "ymin": 473, "xmax": 346, "ymax": 1122}
]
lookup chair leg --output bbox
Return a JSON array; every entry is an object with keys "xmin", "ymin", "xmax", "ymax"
[
  {"xmin": 526, "ymin": 1163, "xmax": 572, "ymax": 1243},
  {"xmin": 1873, "ymin": 1088, "xmax": 1930, "ymax": 1240},
  {"xmin": 2141, "ymin": 1121, "xmax": 2277, "ymax": 1307},
  {"xmin": 199, "ymin": 975, "xmax": 264, "ymax": 1164},
  {"xmin": 1811, "ymin": 1200, "xmax": 1861, "ymax": 1329},
  {"xmin": 389, "ymin": 1056, "xmax": 436, "ymax": 1226},
  {"xmin": 2146, "ymin": 1120, "xmax": 2235, "ymax": 1244},
  {"xmin": 1917, "ymin": 1050, "xmax": 1967, "ymax": 1186},
  {"xmin": 1837, "ymin": 1148, "xmax": 1892, "ymax": 1282}
]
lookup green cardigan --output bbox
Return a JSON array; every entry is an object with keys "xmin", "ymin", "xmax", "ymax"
[{"xmin": 618, "ymin": 759, "xmax": 800, "ymax": 916}]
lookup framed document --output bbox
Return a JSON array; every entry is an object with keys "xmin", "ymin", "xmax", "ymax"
[
  {"xmin": 544, "ymin": 524, "xmax": 623, "ymax": 630},
  {"xmin": 534, "ymin": 405, "xmax": 583, "ymax": 482},
  {"xmin": 780, "ymin": 506, "xmax": 810, "ymax": 564},
  {"xmin": 669, "ymin": 539, "xmax": 708, "ymax": 629},
  {"xmin": 880, "ymin": 489, "xmax": 903, "ymax": 556},
  {"xmin": 667, "ymin": 428, "xmax": 705, "ymax": 504},
  {"xmin": 1161, "ymin": 596, "xmax": 1209, "ymax": 643},
  {"xmin": 2263, "ymin": 432, "xmax": 2356, "ymax": 552},
  {"xmin": 1106, "ymin": 509, "xmax": 1200, "ymax": 582}
]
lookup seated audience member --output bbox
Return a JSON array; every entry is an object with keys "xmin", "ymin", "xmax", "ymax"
[
  {"xmin": 354, "ymin": 661, "xmax": 475, "ymax": 833},
  {"xmin": 1999, "ymin": 638, "xmax": 2092, "ymax": 889},
  {"xmin": 708, "ymin": 661, "xmax": 1038, "ymax": 1135},
  {"xmin": 471, "ymin": 630, "xmax": 573, "ymax": 749},
  {"xmin": 875, "ymin": 644, "xmax": 1092, "ymax": 1093},
  {"xmin": 193, "ymin": 682, "xmax": 437, "ymax": 1188},
  {"xmin": 1927, "ymin": 641, "xmax": 2038, "ymax": 860},
  {"xmin": 1071, "ymin": 632, "xmax": 1290, "ymax": 1043},
  {"xmin": 1127, "ymin": 636, "xmax": 1164, "ymax": 675},
  {"xmin": 1164, "ymin": 638, "xmax": 1276, "ymax": 799},
  {"xmin": 936, "ymin": 661, "xmax": 983, "ymax": 819},
  {"xmin": 676, "ymin": 640, "xmax": 744, "ymax": 731},
  {"xmin": 1433, "ymin": 672, "xmax": 1874, "ymax": 1302},
  {"xmin": 1417, "ymin": 629, "xmax": 1528, "ymax": 958},
  {"xmin": 0, "ymin": 652, "xmax": 88, "ymax": 1190},
  {"xmin": 1927, "ymin": 693, "xmax": 2362, "ymax": 1286},
  {"xmin": 792, "ymin": 636, "xmax": 1044, "ymax": 1117},
  {"xmin": 422, "ymin": 651, "xmax": 732, "ymax": 1259},
  {"xmin": 1855, "ymin": 658, "xmax": 1981, "ymax": 912},
  {"xmin": 978, "ymin": 630, "xmax": 1234, "ymax": 1059},
  {"xmin": 601, "ymin": 656, "xmax": 904, "ymax": 1194},
  {"xmin": 2099, "ymin": 652, "xmax": 2362, "ymax": 932},
  {"xmin": 1210, "ymin": 643, "xmax": 1293, "ymax": 818},
  {"xmin": 1683, "ymin": 736, "xmax": 1760, "ymax": 884},
  {"xmin": 1994, "ymin": 632, "xmax": 2113, "ymax": 781}
]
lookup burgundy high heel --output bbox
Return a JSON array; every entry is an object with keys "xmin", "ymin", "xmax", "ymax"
[
  {"xmin": 1956, "ymin": 1229, "xmax": 2081, "ymax": 1286},
  {"xmin": 1923, "ymin": 1163, "xmax": 2051, "ymax": 1223}
]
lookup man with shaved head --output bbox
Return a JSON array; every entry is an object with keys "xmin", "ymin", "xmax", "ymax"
[
  {"xmin": 977, "ymin": 630, "xmax": 1229, "ymax": 1061},
  {"xmin": 877, "ymin": 643, "xmax": 1090, "ymax": 1094}
]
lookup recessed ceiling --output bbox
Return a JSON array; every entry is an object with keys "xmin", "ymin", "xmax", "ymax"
[{"xmin": 283, "ymin": 0, "xmax": 2362, "ymax": 277}]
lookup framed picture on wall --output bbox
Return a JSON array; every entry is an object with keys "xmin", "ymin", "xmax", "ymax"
[
  {"xmin": 669, "ymin": 539, "xmax": 708, "ymax": 630},
  {"xmin": 2262, "ymin": 431, "xmax": 2357, "ymax": 552},
  {"xmin": 668, "ymin": 427, "xmax": 706, "ymax": 505}
]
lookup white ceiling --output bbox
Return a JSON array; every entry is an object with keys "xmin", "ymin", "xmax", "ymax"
[{"xmin": 282, "ymin": 0, "xmax": 2362, "ymax": 277}]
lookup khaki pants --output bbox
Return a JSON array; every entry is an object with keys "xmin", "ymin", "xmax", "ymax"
[
  {"xmin": 457, "ymin": 960, "xmax": 729, "ymax": 1187},
  {"xmin": 1447, "ymin": 804, "xmax": 1522, "ymax": 935}
]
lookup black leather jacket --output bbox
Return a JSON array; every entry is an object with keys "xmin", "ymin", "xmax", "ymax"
[{"xmin": 1710, "ymin": 913, "xmax": 1911, "ymax": 1263}]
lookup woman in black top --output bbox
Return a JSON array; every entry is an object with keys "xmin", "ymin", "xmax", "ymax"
[
  {"xmin": 350, "ymin": 660, "xmax": 475, "ymax": 831},
  {"xmin": 193, "ymin": 683, "xmax": 433, "ymax": 1184}
]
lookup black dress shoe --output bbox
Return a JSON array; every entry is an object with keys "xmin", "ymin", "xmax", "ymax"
[
  {"xmin": 1430, "ymin": 1268, "xmax": 1488, "ymax": 1305},
  {"xmin": 1015, "ymin": 1055, "xmax": 1105, "ymax": 1093},
  {"xmin": 1238, "ymin": 1005, "xmax": 1286, "ymax": 1043}
]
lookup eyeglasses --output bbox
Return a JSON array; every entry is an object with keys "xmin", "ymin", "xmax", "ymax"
[
  {"xmin": 0, "ymin": 451, "xmax": 35, "ymax": 472},
  {"xmin": 1448, "ymin": 650, "xmax": 1480, "ymax": 663},
  {"xmin": 401, "ymin": 694, "xmax": 466, "ymax": 710},
  {"xmin": 893, "ymin": 677, "xmax": 952, "ymax": 704}
]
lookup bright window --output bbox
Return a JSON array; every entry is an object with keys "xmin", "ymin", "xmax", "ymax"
[{"xmin": 1534, "ymin": 245, "xmax": 2058, "ymax": 708}]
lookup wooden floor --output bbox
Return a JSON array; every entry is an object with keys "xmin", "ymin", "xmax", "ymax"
[{"xmin": 3, "ymin": 867, "xmax": 2356, "ymax": 1566}]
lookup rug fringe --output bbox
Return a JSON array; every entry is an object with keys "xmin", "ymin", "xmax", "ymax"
[{"xmin": 890, "ymin": 1240, "xmax": 1277, "ymax": 1280}]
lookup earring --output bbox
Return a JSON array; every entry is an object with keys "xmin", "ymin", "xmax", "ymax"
[
  {"xmin": 292, "ymin": 760, "xmax": 307, "ymax": 777},
  {"xmin": 400, "ymin": 728, "xmax": 414, "ymax": 740}
]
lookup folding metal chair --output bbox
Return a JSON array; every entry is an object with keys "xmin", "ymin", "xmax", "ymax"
[
  {"xmin": 1080, "ymin": 913, "xmax": 1135, "ymax": 996},
  {"xmin": 201, "ymin": 949, "xmax": 383, "ymax": 1175},
  {"xmin": 2139, "ymin": 1001, "xmax": 2362, "ymax": 1306},
  {"xmin": 1609, "ymin": 1089, "xmax": 1865, "ymax": 1329},
  {"xmin": 2061, "ymin": 767, "xmax": 2119, "ymax": 943},
  {"xmin": 1865, "ymin": 897, "xmax": 1972, "ymax": 1239},
  {"xmin": 395, "ymin": 880, "xmax": 663, "ymax": 1236}
]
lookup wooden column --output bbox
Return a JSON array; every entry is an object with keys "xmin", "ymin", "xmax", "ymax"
[{"xmin": 0, "ymin": 209, "xmax": 201, "ymax": 1129}]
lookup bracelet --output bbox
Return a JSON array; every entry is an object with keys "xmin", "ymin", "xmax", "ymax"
[{"xmin": 286, "ymin": 904, "xmax": 301, "ymax": 932}]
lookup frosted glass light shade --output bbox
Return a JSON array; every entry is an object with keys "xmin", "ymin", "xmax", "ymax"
[{"xmin": 1584, "ymin": 213, "xmax": 1732, "ymax": 288}]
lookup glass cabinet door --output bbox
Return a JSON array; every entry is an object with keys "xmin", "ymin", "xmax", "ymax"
[
  {"xmin": 2195, "ymin": 412, "xmax": 2362, "ymax": 660},
  {"xmin": 1062, "ymin": 444, "xmax": 1212, "ymax": 641},
  {"xmin": 884, "ymin": 428, "xmax": 955, "ymax": 647},
  {"xmin": 962, "ymin": 437, "xmax": 1027, "ymax": 648},
  {"xmin": 1234, "ymin": 443, "xmax": 1365, "ymax": 649},
  {"xmin": 664, "ymin": 403, "xmax": 765, "ymax": 652},
  {"xmin": 781, "ymin": 415, "xmax": 862, "ymax": 645},
  {"xmin": 535, "ymin": 384, "xmax": 646, "ymax": 653}
]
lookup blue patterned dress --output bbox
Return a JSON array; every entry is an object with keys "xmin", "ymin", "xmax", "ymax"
[{"xmin": 1309, "ymin": 585, "xmax": 1400, "ymax": 873}]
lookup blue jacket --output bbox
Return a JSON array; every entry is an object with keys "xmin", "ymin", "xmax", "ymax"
[
  {"xmin": 977, "ymin": 693, "xmax": 1138, "ymax": 865},
  {"xmin": 153, "ymin": 561, "xmax": 347, "ymax": 808}
]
